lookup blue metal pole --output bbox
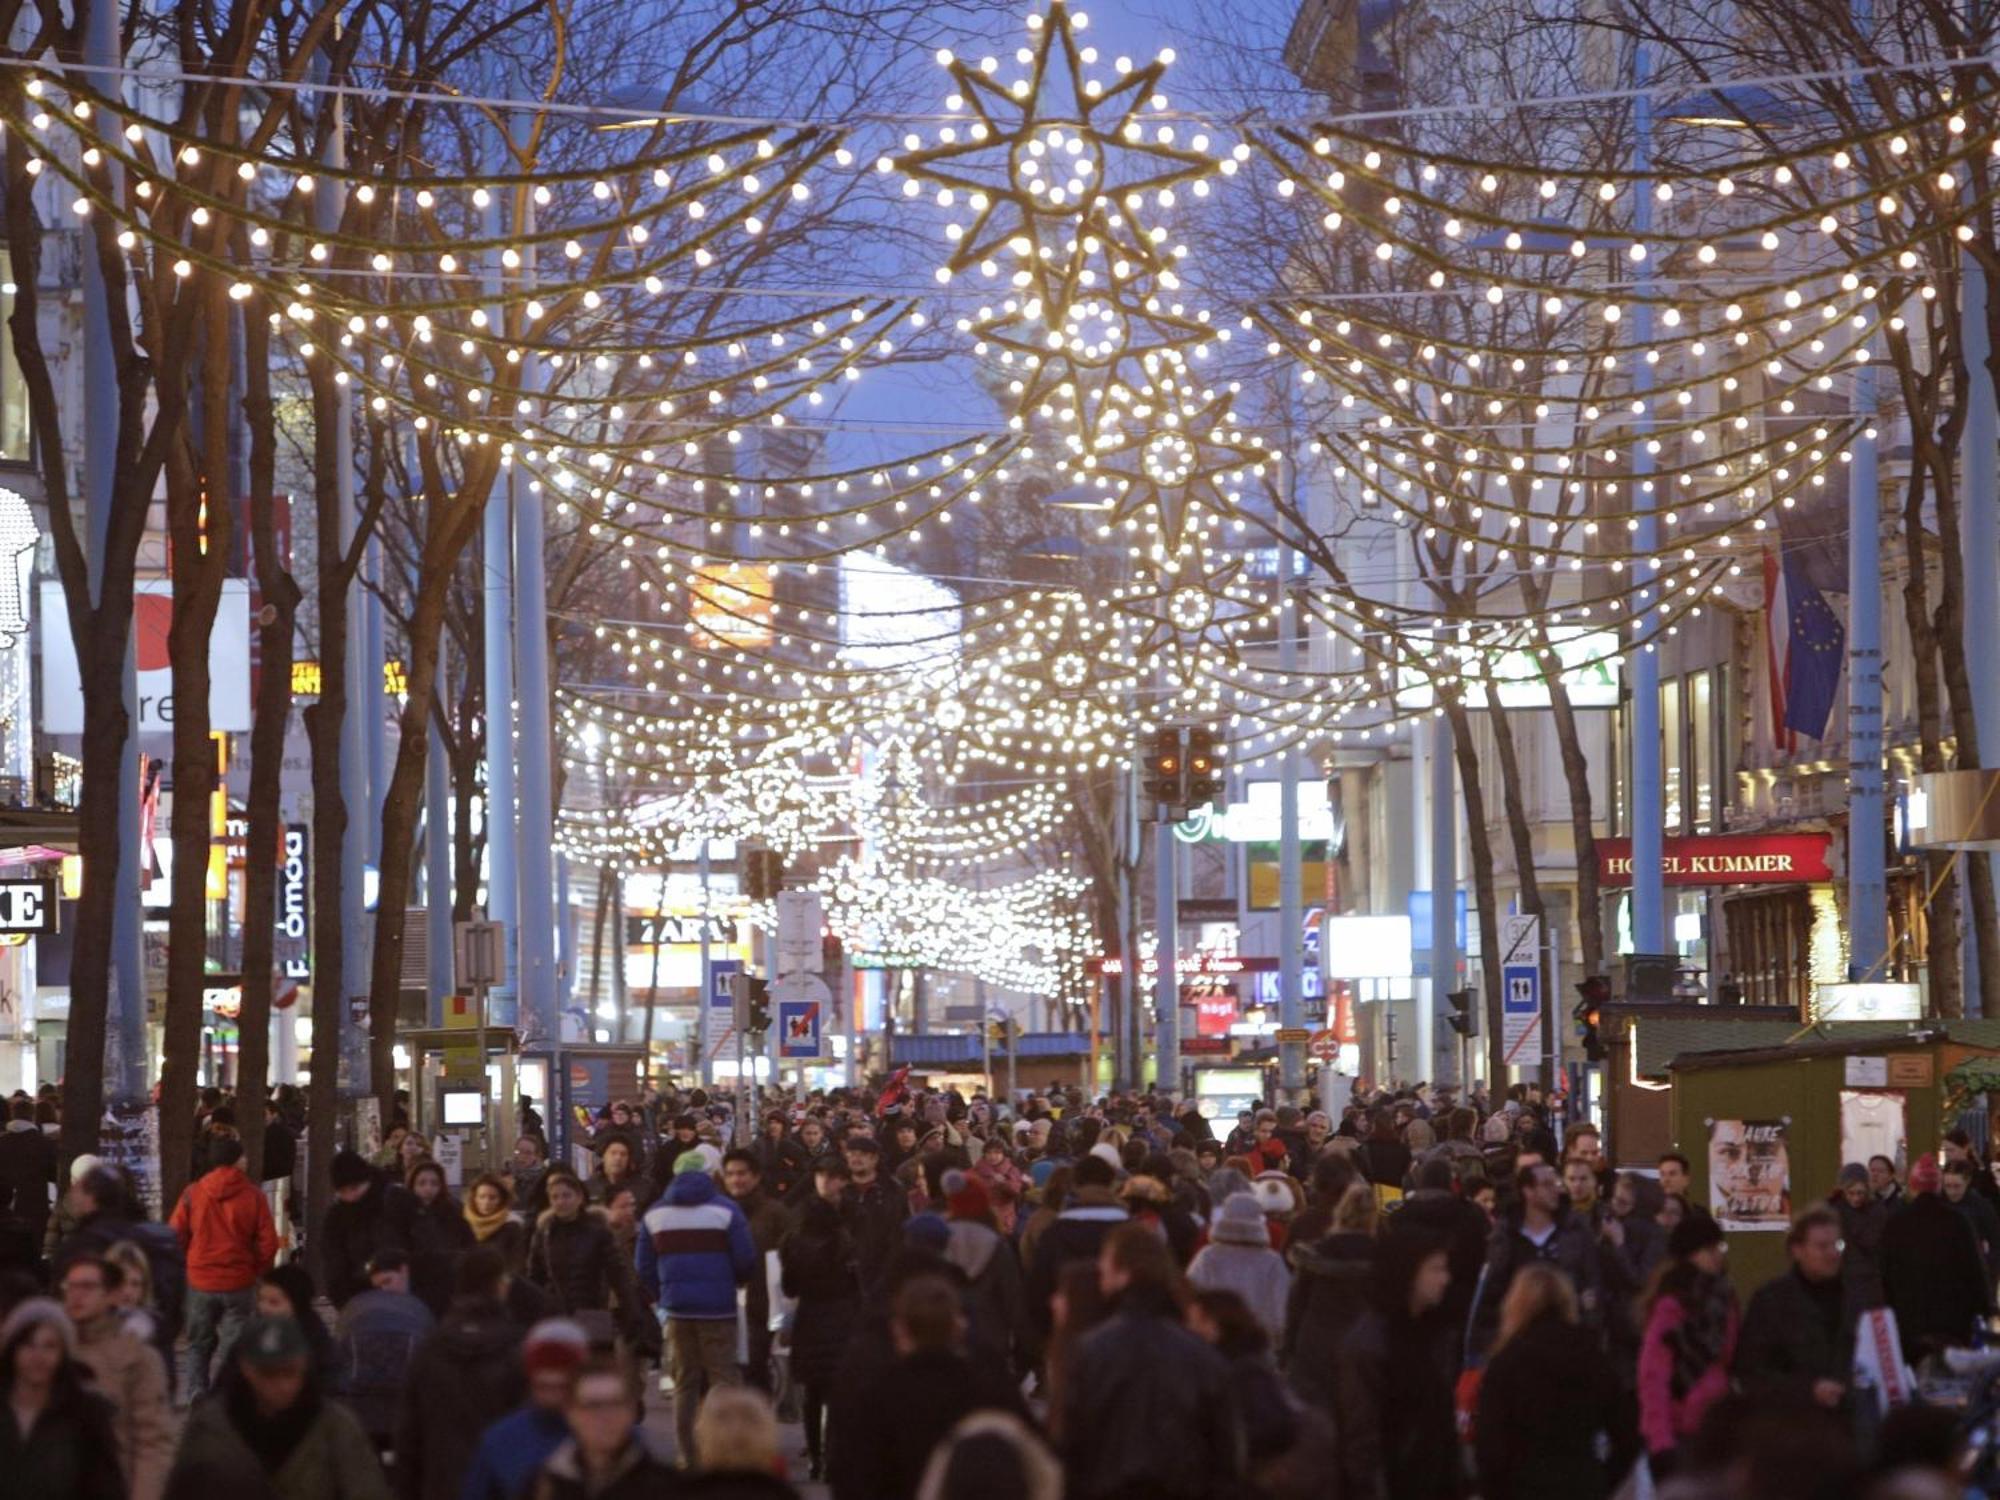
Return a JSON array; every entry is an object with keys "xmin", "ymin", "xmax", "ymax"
[
  {"xmin": 479, "ymin": 100, "xmax": 518, "ymax": 1023},
  {"xmin": 699, "ymin": 841, "xmax": 714, "ymax": 1088},
  {"xmin": 83, "ymin": 0, "xmax": 146, "ymax": 1106},
  {"xmin": 1846, "ymin": 348, "xmax": 1885, "ymax": 976},
  {"xmin": 1430, "ymin": 717, "xmax": 1457, "ymax": 1086},
  {"xmin": 514, "ymin": 457, "xmax": 557, "ymax": 1044},
  {"xmin": 424, "ymin": 710, "xmax": 453, "ymax": 1025},
  {"xmin": 1964, "ymin": 236, "xmax": 1997, "ymax": 1018},
  {"xmin": 1628, "ymin": 42, "xmax": 1666, "ymax": 958},
  {"xmin": 1278, "ymin": 541, "xmax": 1305, "ymax": 1100},
  {"xmin": 362, "ymin": 537, "xmax": 387, "ymax": 860}
]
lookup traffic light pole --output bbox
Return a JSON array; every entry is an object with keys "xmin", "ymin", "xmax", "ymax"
[
  {"xmin": 1154, "ymin": 817, "xmax": 1178, "ymax": 1098},
  {"xmin": 1277, "ymin": 543, "xmax": 1306, "ymax": 1104}
]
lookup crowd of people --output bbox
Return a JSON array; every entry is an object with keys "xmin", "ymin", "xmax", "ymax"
[{"xmin": 0, "ymin": 1075, "xmax": 1994, "ymax": 1499}]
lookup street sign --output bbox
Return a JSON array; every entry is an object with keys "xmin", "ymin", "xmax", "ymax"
[
  {"xmin": 1500, "ymin": 913, "xmax": 1542, "ymax": 1065},
  {"xmin": 774, "ymin": 889, "xmax": 824, "ymax": 977},
  {"xmin": 775, "ymin": 979, "xmax": 830, "ymax": 1060},
  {"xmin": 706, "ymin": 960, "xmax": 742, "ymax": 1062},
  {"xmin": 1274, "ymin": 1026, "xmax": 1312, "ymax": 1043},
  {"xmin": 454, "ymin": 919, "xmax": 505, "ymax": 989},
  {"xmin": 0, "ymin": 878, "xmax": 56, "ymax": 934},
  {"xmin": 1308, "ymin": 1028, "xmax": 1342, "ymax": 1062}
]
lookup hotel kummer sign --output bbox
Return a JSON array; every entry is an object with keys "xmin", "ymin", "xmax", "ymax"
[{"xmin": 1596, "ymin": 833, "xmax": 1833, "ymax": 887}]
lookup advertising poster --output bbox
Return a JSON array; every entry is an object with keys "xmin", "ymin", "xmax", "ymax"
[{"xmin": 1709, "ymin": 1118, "xmax": 1791, "ymax": 1230}]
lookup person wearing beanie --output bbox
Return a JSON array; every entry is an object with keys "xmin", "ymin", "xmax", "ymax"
[
  {"xmin": 1025, "ymin": 1152, "xmax": 1129, "ymax": 1338},
  {"xmin": 1637, "ymin": 1209, "xmax": 1737, "ymax": 1476},
  {"xmin": 320, "ymin": 1148, "xmax": 413, "ymax": 1310},
  {"xmin": 0, "ymin": 1297, "xmax": 125, "ymax": 1500},
  {"xmin": 165, "ymin": 1314, "xmax": 391, "ymax": 1500},
  {"xmin": 915, "ymin": 1410, "xmax": 1065, "ymax": 1500},
  {"xmin": 940, "ymin": 1170, "xmax": 1034, "ymax": 1378},
  {"xmin": 1828, "ymin": 1160, "xmax": 1889, "ymax": 1324},
  {"xmin": 637, "ymin": 1158, "xmax": 757, "ymax": 1465},
  {"xmin": 1881, "ymin": 1151, "xmax": 1992, "ymax": 1363},
  {"xmin": 457, "ymin": 1319, "xmax": 589, "ymax": 1500},
  {"xmin": 1187, "ymin": 1194, "xmax": 1290, "ymax": 1346}
]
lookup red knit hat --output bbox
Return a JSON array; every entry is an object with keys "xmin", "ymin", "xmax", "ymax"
[
  {"xmin": 522, "ymin": 1318, "xmax": 589, "ymax": 1374},
  {"xmin": 944, "ymin": 1169, "xmax": 991, "ymax": 1220}
]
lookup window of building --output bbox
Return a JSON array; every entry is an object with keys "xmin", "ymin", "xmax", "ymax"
[
  {"xmin": 0, "ymin": 254, "xmax": 24, "ymax": 462},
  {"xmin": 1689, "ymin": 669, "xmax": 1714, "ymax": 832},
  {"xmin": 1661, "ymin": 676, "xmax": 1684, "ymax": 833}
]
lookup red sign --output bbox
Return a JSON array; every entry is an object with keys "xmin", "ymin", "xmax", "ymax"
[
  {"xmin": 1182, "ymin": 1037, "xmax": 1233, "ymax": 1056},
  {"xmin": 1193, "ymin": 991, "xmax": 1237, "ymax": 1038},
  {"xmin": 1597, "ymin": 833, "xmax": 1833, "ymax": 888},
  {"xmin": 1309, "ymin": 1028, "xmax": 1342, "ymax": 1062}
]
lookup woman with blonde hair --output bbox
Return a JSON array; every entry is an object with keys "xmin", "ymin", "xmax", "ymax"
[
  {"xmin": 680, "ymin": 1387, "xmax": 800, "ymax": 1498},
  {"xmin": 1474, "ymin": 1264, "xmax": 1629, "ymax": 1500}
]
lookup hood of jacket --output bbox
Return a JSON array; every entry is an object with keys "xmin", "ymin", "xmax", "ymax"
[
  {"xmin": 665, "ymin": 1170, "xmax": 721, "ymax": 1207},
  {"xmin": 190, "ymin": 1164, "xmax": 260, "ymax": 1209},
  {"xmin": 429, "ymin": 1299, "xmax": 523, "ymax": 1363},
  {"xmin": 1290, "ymin": 1231, "xmax": 1376, "ymax": 1279},
  {"xmin": 944, "ymin": 1218, "xmax": 1002, "ymax": 1280}
]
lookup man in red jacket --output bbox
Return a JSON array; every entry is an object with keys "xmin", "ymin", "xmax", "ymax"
[{"xmin": 169, "ymin": 1134, "xmax": 278, "ymax": 1396}]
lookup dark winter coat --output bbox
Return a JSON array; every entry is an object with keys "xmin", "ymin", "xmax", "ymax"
[
  {"xmin": 1333, "ymin": 1303, "xmax": 1462, "ymax": 1500},
  {"xmin": 169, "ymin": 1373, "xmax": 392, "ymax": 1500},
  {"xmin": 1388, "ymin": 1189, "xmax": 1489, "ymax": 1332},
  {"xmin": 1024, "ymin": 1188, "xmax": 1128, "ymax": 1331},
  {"xmin": 525, "ymin": 1206, "xmax": 646, "ymax": 1333},
  {"xmin": 392, "ymin": 1297, "xmax": 525, "ymax": 1500},
  {"xmin": 404, "ymin": 1194, "xmax": 475, "ymax": 1316},
  {"xmin": 0, "ymin": 1117, "xmax": 57, "ymax": 1241},
  {"xmin": 528, "ymin": 1438, "xmax": 678, "ymax": 1500},
  {"xmin": 319, "ymin": 1178, "xmax": 414, "ymax": 1309},
  {"xmin": 942, "ymin": 1218, "xmax": 1034, "ymax": 1375},
  {"xmin": 1464, "ymin": 1210, "xmax": 1605, "ymax": 1361},
  {"xmin": 1881, "ymin": 1191, "xmax": 1992, "ymax": 1360},
  {"xmin": 0, "ymin": 1372, "xmax": 126, "ymax": 1500},
  {"xmin": 1059, "ymin": 1285, "xmax": 1246, "ymax": 1500},
  {"xmin": 1951, "ymin": 1188, "xmax": 2000, "ymax": 1280},
  {"xmin": 839, "ymin": 1177, "xmax": 909, "ymax": 1293},
  {"xmin": 1736, "ymin": 1268, "xmax": 1850, "ymax": 1408},
  {"xmin": 1355, "ymin": 1138, "xmax": 1412, "ymax": 1190},
  {"xmin": 330, "ymin": 1287, "xmax": 435, "ymax": 1443},
  {"xmin": 675, "ymin": 1472, "xmax": 801, "ymax": 1500},
  {"xmin": 1281, "ymin": 1231, "xmax": 1375, "ymax": 1414},
  {"xmin": 262, "ymin": 1122, "xmax": 299, "ymax": 1183},
  {"xmin": 1475, "ymin": 1313, "xmax": 1627, "ymax": 1500},
  {"xmin": 828, "ymin": 1346, "xmax": 1025, "ymax": 1500},
  {"xmin": 780, "ymin": 1196, "xmax": 861, "ymax": 1387},
  {"xmin": 783, "ymin": 1140, "xmax": 840, "ymax": 1206},
  {"xmin": 751, "ymin": 1134, "xmax": 809, "ymax": 1204},
  {"xmin": 1831, "ymin": 1191, "xmax": 1889, "ymax": 1324}
]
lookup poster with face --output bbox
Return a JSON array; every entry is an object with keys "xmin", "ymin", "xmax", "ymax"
[{"xmin": 1709, "ymin": 1118, "xmax": 1791, "ymax": 1230}]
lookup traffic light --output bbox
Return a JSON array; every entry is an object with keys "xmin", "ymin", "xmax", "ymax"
[
  {"xmin": 740, "ymin": 847, "xmax": 786, "ymax": 902},
  {"xmin": 732, "ymin": 971, "xmax": 772, "ymax": 1034},
  {"xmin": 1574, "ymin": 975, "xmax": 1610, "ymax": 1062},
  {"xmin": 1185, "ymin": 726, "xmax": 1224, "ymax": 807},
  {"xmin": 1446, "ymin": 987, "xmax": 1476, "ymax": 1037},
  {"xmin": 1142, "ymin": 726, "xmax": 1184, "ymax": 810}
]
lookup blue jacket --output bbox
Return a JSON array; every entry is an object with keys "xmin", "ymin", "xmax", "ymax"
[
  {"xmin": 637, "ymin": 1170, "xmax": 757, "ymax": 1320},
  {"xmin": 459, "ymin": 1403, "xmax": 570, "ymax": 1500}
]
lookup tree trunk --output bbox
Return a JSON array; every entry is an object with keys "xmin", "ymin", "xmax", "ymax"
[
  {"xmin": 1444, "ymin": 697, "xmax": 1509, "ymax": 1092},
  {"xmin": 303, "ymin": 364, "xmax": 352, "ymax": 1285},
  {"xmin": 1544, "ymin": 673, "xmax": 1606, "ymax": 982},
  {"xmin": 159, "ymin": 290, "xmax": 233, "ymax": 1213},
  {"xmin": 237, "ymin": 292, "xmax": 297, "ymax": 1179}
]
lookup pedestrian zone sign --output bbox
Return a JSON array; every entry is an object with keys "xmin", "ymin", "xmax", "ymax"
[{"xmin": 1500, "ymin": 914, "xmax": 1541, "ymax": 1065}]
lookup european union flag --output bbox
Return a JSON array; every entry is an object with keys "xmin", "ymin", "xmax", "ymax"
[{"xmin": 1780, "ymin": 549, "xmax": 1844, "ymax": 739}]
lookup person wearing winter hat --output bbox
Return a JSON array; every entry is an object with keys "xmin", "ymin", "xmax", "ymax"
[
  {"xmin": 320, "ymin": 1148, "xmax": 414, "ymax": 1310},
  {"xmin": 940, "ymin": 1171, "xmax": 1034, "ymax": 1377},
  {"xmin": 459, "ymin": 1319, "xmax": 590, "ymax": 1500},
  {"xmin": 915, "ymin": 1411, "xmax": 1064, "ymax": 1500},
  {"xmin": 1186, "ymin": 1194, "xmax": 1290, "ymax": 1346},
  {"xmin": 639, "ymin": 1156, "xmax": 757, "ymax": 1465},
  {"xmin": 0, "ymin": 1297, "xmax": 125, "ymax": 1500},
  {"xmin": 1828, "ymin": 1160, "xmax": 1889, "ymax": 1324},
  {"xmin": 1637, "ymin": 1210, "xmax": 1737, "ymax": 1477},
  {"xmin": 1881, "ymin": 1152, "xmax": 1992, "ymax": 1363}
]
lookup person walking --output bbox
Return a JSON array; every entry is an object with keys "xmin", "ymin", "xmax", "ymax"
[
  {"xmin": 393, "ymin": 1248, "xmax": 526, "ymax": 1500},
  {"xmin": 828, "ymin": 1274, "xmax": 1025, "ymax": 1500},
  {"xmin": 1187, "ymin": 1192, "xmax": 1291, "ymax": 1348},
  {"xmin": 1637, "ymin": 1210, "xmax": 1739, "ymax": 1479},
  {"xmin": 61, "ymin": 1250, "xmax": 174, "ymax": 1500},
  {"xmin": 322, "ymin": 1151, "xmax": 414, "ymax": 1310},
  {"xmin": 0, "ymin": 1299, "xmax": 125, "ymax": 1500},
  {"xmin": 638, "ymin": 1156, "xmax": 757, "ymax": 1465},
  {"xmin": 525, "ymin": 1170, "xmax": 648, "ymax": 1348},
  {"xmin": 1059, "ymin": 1223, "xmax": 1244, "ymax": 1500},
  {"xmin": 1474, "ymin": 1263, "xmax": 1627, "ymax": 1500},
  {"xmin": 170, "ymin": 1135, "xmax": 279, "ymax": 1397},
  {"xmin": 330, "ymin": 1248, "xmax": 435, "ymax": 1454},
  {"xmin": 1736, "ymin": 1207, "xmax": 1851, "ymax": 1413},
  {"xmin": 838, "ymin": 1136, "xmax": 908, "ymax": 1295},
  {"xmin": 459, "ymin": 1320, "xmax": 590, "ymax": 1500},
  {"xmin": 1881, "ymin": 1155, "xmax": 1991, "ymax": 1363},
  {"xmin": 167, "ymin": 1314, "xmax": 391, "ymax": 1500},
  {"xmin": 1331, "ymin": 1229, "xmax": 1462, "ymax": 1500},
  {"xmin": 1025, "ymin": 1153, "xmax": 1128, "ymax": 1332},
  {"xmin": 404, "ymin": 1160, "xmax": 475, "ymax": 1317},
  {"xmin": 1830, "ymin": 1161, "xmax": 1889, "ymax": 1323},
  {"xmin": 526, "ymin": 1354, "xmax": 678, "ymax": 1500},
  {"xmin": 464, "ymin": 1174, "xmax": 529, "ymax": 1273},
  {"xmin": 939, "ymin": 1169, "xmax": 1034, "ymax": 1378},
  {"xmin": 1464, "ymin": 1161, "xmax": 1604, "ymax": 1361},
  {"xmin": 719, "ymin": 1149, "xmax": 790, "ymax": 1392},
  {"xmin": 0, "ymin": 1096, "xmax": 56, "ymax": 1259},
  {"xmin": 780, "ymin": 1161, "xmax": 860, "ymax": 1483},
  {"xmin": 1943, "ymin": 1157, "xmax": 2000, "ymax": 1285},
  {"xmin": 680, "ymin": 1388, "xmax": 800, "ymax": 1499},
  {"xmin": 1282, "ymin": 1181, "xmax": 1378, "ymax": 1414}
]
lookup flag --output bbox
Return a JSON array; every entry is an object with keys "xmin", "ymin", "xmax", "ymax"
[
  {"xmin": 1763, "ymin": 546, "xmax": 1844, "ymax": 741},
  {"xmin": 875, "ymin": 1064, "xmax": 911, "ymax": 1117}
]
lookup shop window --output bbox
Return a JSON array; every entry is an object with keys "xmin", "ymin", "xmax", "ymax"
[{"xmin": 1661, "ymin": 677, "xmax": 1683, "ymax": 833}]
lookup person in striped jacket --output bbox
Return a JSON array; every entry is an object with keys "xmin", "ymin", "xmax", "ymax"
[{"xmin": 636, "ymin": 1152, "xmax": 756, "ymax": 1466}]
